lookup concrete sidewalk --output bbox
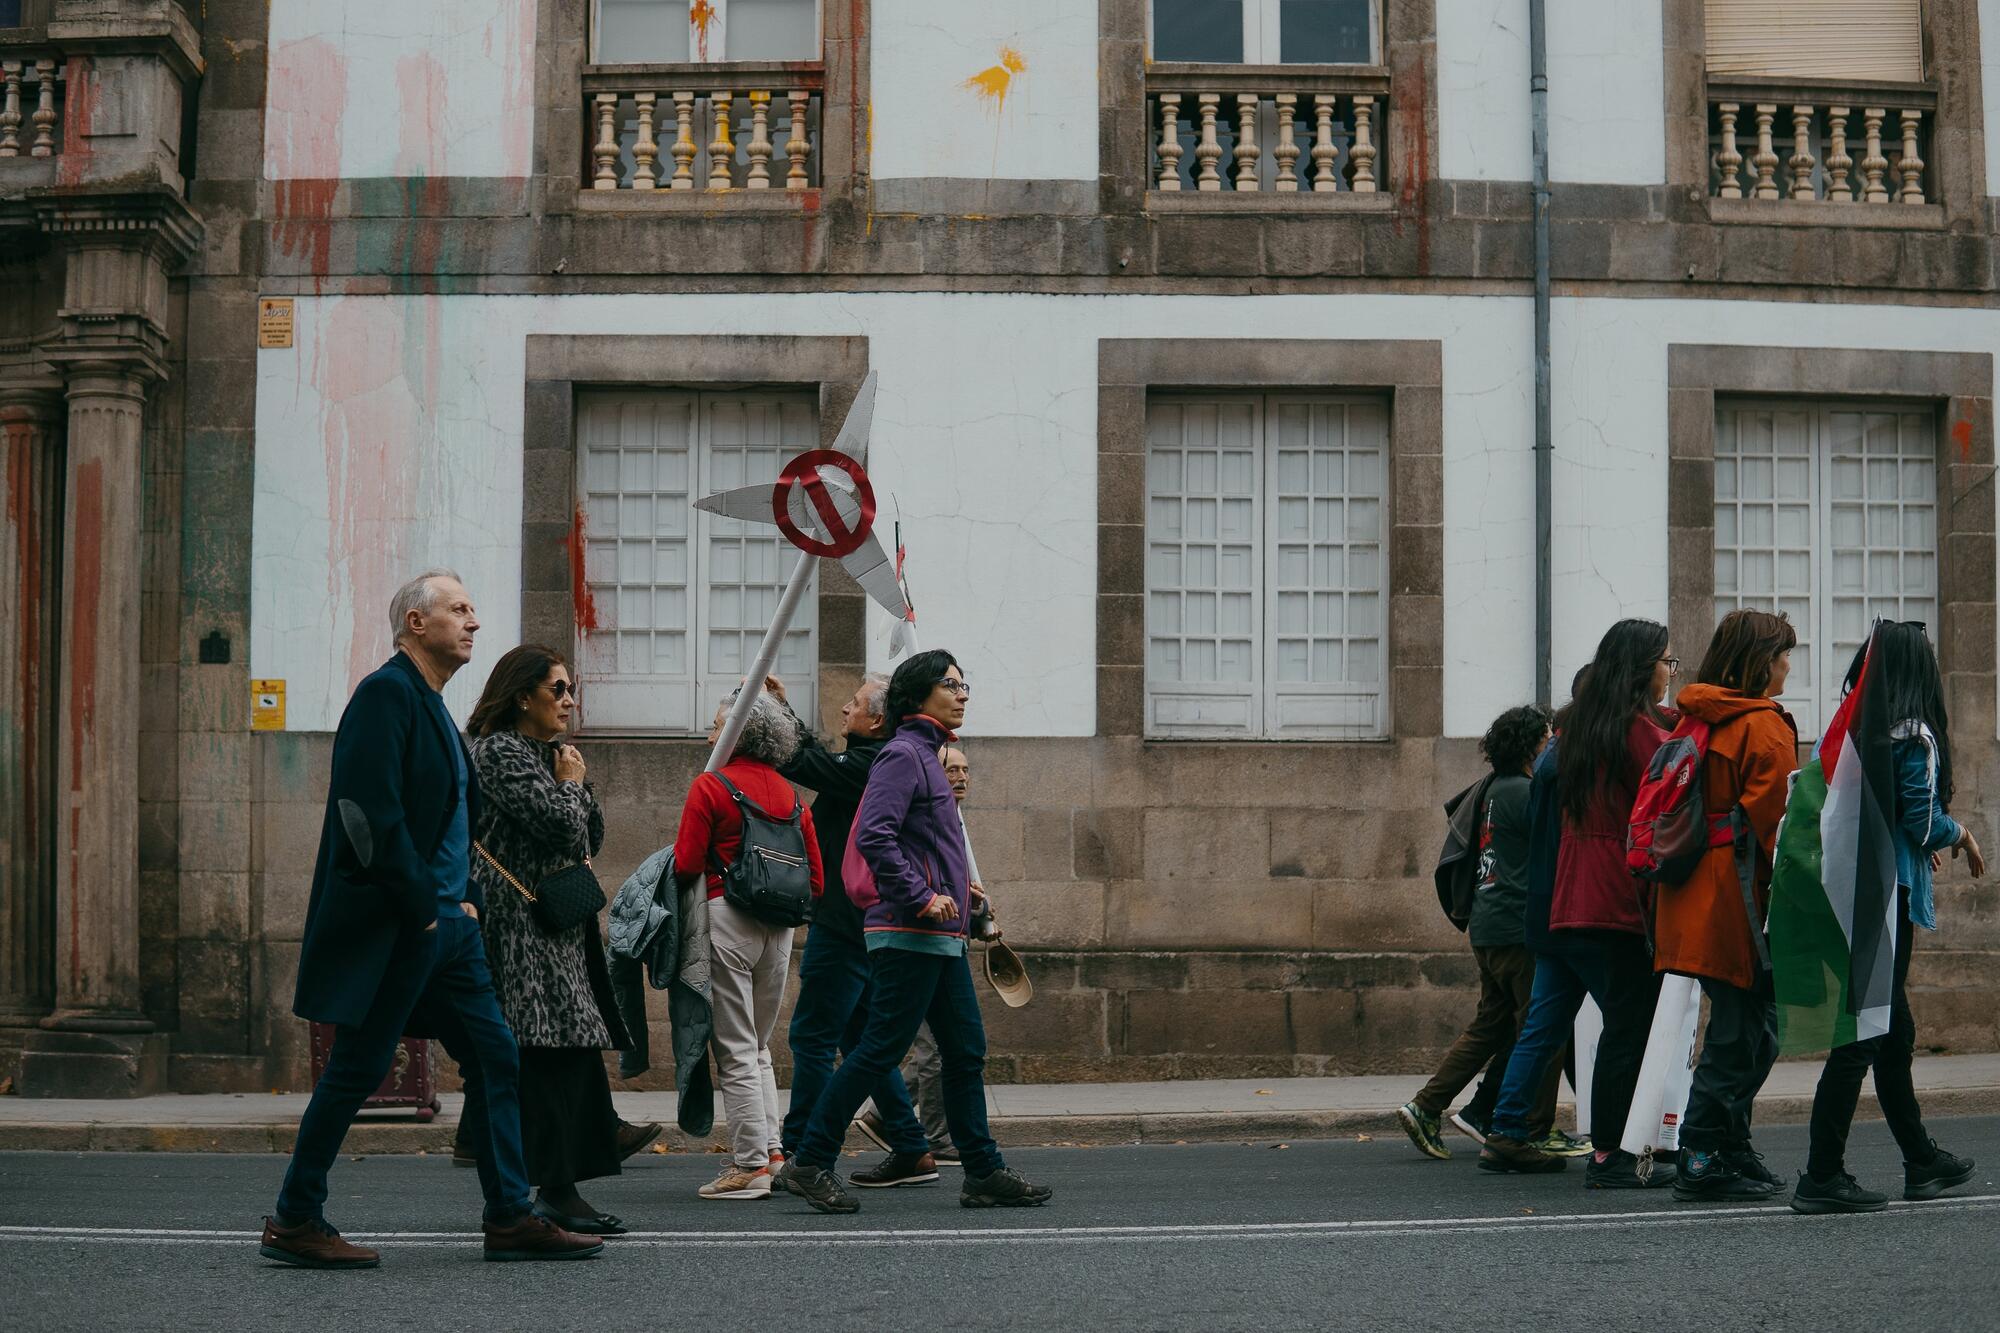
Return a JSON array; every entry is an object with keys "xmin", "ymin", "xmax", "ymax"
[{"xmin": 3, "ymin": 1053, "xmax": 1996, "ymax": 1154}]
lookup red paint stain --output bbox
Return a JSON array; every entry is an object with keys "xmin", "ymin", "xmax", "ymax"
[
  {"xmin": 497, "ymin": 0, "xmax": 537, "ymax": 178},
  {"xmin": 56, "ymin": 56, "xmax": 96, "ymax": 188},
  {"xmin": 65, "ymin": 459, "xmax": 102, "ymax": 794},
  {"xmin": 1952, "ymin": 417, "xmax": 1973, "ymax": 461},
  {"xmin": 267, "ymin": 37, "xmax": 349, "ymax": 289},
  {"xmin": 565, "ymin": 506, "xmax": 600, "ymax": 632},
  {"xmin": 1394, "ymin": 73, "xmax": 1431, "ymax": 272},
  {"xmin": 4, "ymin": 414, "xmax": 46, "ymax": 964}
]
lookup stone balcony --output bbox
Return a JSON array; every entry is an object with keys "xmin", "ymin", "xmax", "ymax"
[
  {"xmin": 1707, "ymin": 76, "xmax": 1941, "ymax": 227},
  {"xmin": 1146, "ymin": 64, "xmax": 1390, "ymax": 208},
  {"xmin": 0, "ymin": 52, "xmax": 63, "ymax": 160},
  {"xmin": 582, "ymin": 61, "xmax": 824, "ymax": 198}
]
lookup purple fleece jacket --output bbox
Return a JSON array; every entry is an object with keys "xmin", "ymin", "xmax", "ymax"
[{"xmin": 848, "ymin": 715, "xmax": 972, "ymax": 947}]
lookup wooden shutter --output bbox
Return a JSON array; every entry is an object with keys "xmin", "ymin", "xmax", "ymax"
[{"xmin": 1705, "ymin": 0, "xmax": 1923, "ymax": 83}]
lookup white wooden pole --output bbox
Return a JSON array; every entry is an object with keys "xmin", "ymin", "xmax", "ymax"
[{"xmin": 705, "ymin": 552, "xmax": 815, "ymax": 773}]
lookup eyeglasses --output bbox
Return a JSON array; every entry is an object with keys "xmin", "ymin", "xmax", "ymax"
[
  {"xmin": 933, "ymin": 678, "xmax": 972, "ymax": 699},
  {"xmin": 545, "ymin": 679, "xmax": 577, "ymax": 699},
  {"xmin": 1659, "ymin": 656, "xmax": 1681, "ymax": 674}
]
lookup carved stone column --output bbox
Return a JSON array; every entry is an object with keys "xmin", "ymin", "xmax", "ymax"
[
  {"xmin": 16, "ymin": 185, "xmax": 196, "ymax": 1097},
  {"xmin": 0, "ymin": 388, "xmax": 63, "ymax": 1028}
]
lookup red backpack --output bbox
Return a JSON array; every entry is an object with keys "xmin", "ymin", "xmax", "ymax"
[{"xmin": 1626, "ymin": 718, "xmax": 1736, "ymax": 884}]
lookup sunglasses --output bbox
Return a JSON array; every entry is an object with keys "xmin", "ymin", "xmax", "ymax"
[{"xmin": 544, "ymin": 679, "xmax": 577, "ymax": 699}]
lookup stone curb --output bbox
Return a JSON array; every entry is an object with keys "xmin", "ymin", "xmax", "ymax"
[{"xmin": 2, "ymin": 1085, "xmax": 1995, "ymax": 1154}]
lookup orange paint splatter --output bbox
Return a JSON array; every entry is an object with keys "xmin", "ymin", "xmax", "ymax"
[
  {"xmin": 691, "ymin": 0, "xmax": 717, "ymax": 60},
  {"xmin": 963, "ymin": 47, "xmax": 1026, "ymax": 112},
  {"xmin": 1952, "ymin": 417, "xmax": 1974, "ymax": 461},
  {"xmin": 57, "ymin": 56, "xmax": 95, "ymax": 189}
]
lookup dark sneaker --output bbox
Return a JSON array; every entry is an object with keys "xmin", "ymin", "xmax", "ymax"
[
  {"xmin": 1672, "ymin": 1148, "xmax": 1777, "ymax": 1202},
  {"xmin": 852, "ymin": 1110, "xmax": 892, "ymax": 1152},
  {"xmin": 850, "ymin": 1152, "xmax": 941, "ymax": 1188},
  {"xmin": 1905, "ymin": 1145, "xmax": 1976, "ymax": 1201},
  {"xmin": 1396, "ymin": 1102, "xmax": 1451, "ymax": 1160},
  {"xmin": 1531, "ymin": 1128, "xmax": 1594, "ymax": 1158},
  {"xmin": 782, "ymin": 1160, "xmax": 860, "ymax": 1215},
  {"xmin": 932, "ymin": 1144, "xmax": 962, "ymax": 1167},
  {"xmin": 1586, "ymin": 1149, "xmax": 1675, "ymax": 1190},
  {"xmin": 1477, "ymin": 1134, "xmax": 1567, "ymax": 1174},
  {"xmin": 259, "ymin": 1215, "xmax": 380, "ymax": 1270},
  {"xmin": 1722, "ymin": 1145, "xmax": 1783, "ymax": 1189},
  {"xmin": 1448, "ymin": 1109, "xmax": 1491, "ymax": 1146},
  {"xmin": 961, "ymin": 1167, "xmax": 1053, "ymax": 1208},
  {"xmin": 616, "ymin": 1119, "xmax": 664, "ymax": 1161},
  {"xmin": 482, "ymin": 1211, "xmax": 606, "ymax": 1261},
  {"xmin": 1792, "ymin": 1171, "xmax": 1888, "ymax": 1215}
]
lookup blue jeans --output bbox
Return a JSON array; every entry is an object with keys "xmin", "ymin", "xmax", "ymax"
[
  {"xmin": 277, "ymin": 914, "xmax": 531, "ymax": 1224},
  {"xmin": 1491, "ymin": 952, "xmax": 1590, "ymax": 1142},
  {"xmin": 796, "ymin": 947, "xmax": 1003, "ymax": 1177},
  {"xmin": 781, "ymin": 924, "xmax": 928, "ymax": 1158}
]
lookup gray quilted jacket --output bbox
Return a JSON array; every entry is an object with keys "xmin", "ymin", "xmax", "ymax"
[{"xmin": 608, "ymin": 845, "xmax": 716, "ymax": 1136}]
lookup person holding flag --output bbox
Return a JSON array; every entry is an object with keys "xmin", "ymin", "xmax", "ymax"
[
  {"xmin": 1770, "ymin": 621, "xmax": 1984, "ymax": 1214},
  {"xmin": 1651, "ymin": 609, "xmax": 1799, "ymax": 1201}
]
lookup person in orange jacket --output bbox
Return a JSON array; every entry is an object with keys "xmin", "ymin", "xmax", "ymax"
[{"xmin": 1653, "ymin": 608, "xmax": 1799, "ymax": 1202}]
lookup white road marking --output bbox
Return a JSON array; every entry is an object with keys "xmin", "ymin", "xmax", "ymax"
[{"xmin": 2, "ymin": 1195, "xmax": 1996, "ymax": 1249}]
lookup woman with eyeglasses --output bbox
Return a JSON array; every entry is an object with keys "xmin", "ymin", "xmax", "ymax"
[
  {"xmin": 1542, "ymin": 618, "xmax": 1680, "ymax": 1188},
  {"xmin": 1791, "ymin": 620, "xmax": 1984, "ymax": 1213},
  {"xmin": 462, "ymin": 646, "xmax": 655, "ymax": 1235},
  {"xmin": 1651, "ymin": 609, "xmax": 1799, "ymax": 1202}
]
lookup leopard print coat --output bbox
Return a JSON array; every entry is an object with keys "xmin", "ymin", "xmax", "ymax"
[{"xmin": 468, "ymin": 730, "xmax": 617, "ymax": 1050}]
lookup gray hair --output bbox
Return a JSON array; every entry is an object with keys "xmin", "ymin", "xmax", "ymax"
[
  {"xmin": 390, "ymin": 569, "xmax": 463, "ymax": 644},
  {"xmin": 717, "ymin": 690, "xmax": 802, "ymax": 768},
  {"xmin": 859, "ymin": 672, "xmax": 890, "ymax": 720}
]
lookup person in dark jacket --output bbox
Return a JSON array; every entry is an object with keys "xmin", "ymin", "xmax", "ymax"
[
  {"xmin": 766, "ymin": 672, "xmax": 938, "ymax": 1189},
  {"xmin": 1397, "ymin": 704, "xmax": 1552, "ymax": 1159},
  {"xmin": 782, "ymin": 650, "xmax": 1052, "ymax": 1215},
  {"xmin": 464, "ymin": 645, "xmax": 655, "ymax": 1235},
  {"xmin": 1795, "ymin": 622, "xmax": 1985, "ymax": 1214},
  {"xmin": 261, "ymin": 571, "xmax": 601, "ymax": 1269}
]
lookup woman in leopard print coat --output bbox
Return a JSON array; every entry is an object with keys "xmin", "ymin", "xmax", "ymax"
[{"xmin": 465, "ymin": 645, "xmax": 651, "ymax": 1233}]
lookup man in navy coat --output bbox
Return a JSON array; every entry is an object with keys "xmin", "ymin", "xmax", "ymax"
[{"xmin": 260, "ymin": 570, "xmax": 600, "ymax": 1268}]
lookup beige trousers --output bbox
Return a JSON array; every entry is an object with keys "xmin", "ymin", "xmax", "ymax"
[{"xmin": 708, "ymin": 897, "xmax": 794, "ymax": 1170}]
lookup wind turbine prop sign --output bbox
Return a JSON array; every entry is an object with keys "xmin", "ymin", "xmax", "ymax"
[{"xmin": 695, "ymin": 372, "xmax": 916, "ymax": 773}]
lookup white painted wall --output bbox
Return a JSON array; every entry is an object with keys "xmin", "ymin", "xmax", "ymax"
[
  {"xmin": 264, "ymin": 0, "xmax": 538, "ymax": 182},
  {"xmin": 1435, "ymin": 0, "xmax": 1665, "ymax": 184},
  {"xmin": 254, "ymin": 292, "xmax": 1532, "ymax": 736},
  {"xmin": 867, "ymin": 0, "xmax": 1099, "ymax": 182}
]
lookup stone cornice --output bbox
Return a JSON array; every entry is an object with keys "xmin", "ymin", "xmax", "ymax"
[{"xmin": 28, "ymin": 182, "xmax": 202, "ymax": 267}]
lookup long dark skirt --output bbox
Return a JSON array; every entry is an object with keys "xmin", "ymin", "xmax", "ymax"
[{"xmin": 519, "ymin": 1046, "xmax": 621, "ymax": 1187}]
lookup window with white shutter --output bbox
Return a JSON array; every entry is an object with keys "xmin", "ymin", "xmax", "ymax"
[
  {"xmin": 1146, "ymin": 394, "xmax": 1389, "ymax": 739},
  {"xmin": 576, "ymin": 389, "xmax": 817, "ymax": 735},
  {"xmin": 1704, "ymin": 0, "xmax": 1924, "ymax": 83},
  {"xmin": 1713, "ymin": 399, "xmax": 1936, "ymax": 739}
]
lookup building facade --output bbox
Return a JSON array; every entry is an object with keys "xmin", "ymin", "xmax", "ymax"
[{"xmin": 4, "ymin": 0, "xmax": 1999, "ymax": 1095}]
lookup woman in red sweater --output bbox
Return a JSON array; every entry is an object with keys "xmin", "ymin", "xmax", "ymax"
[{"xmin": 1549, "ymin": 617, "xmax": 1678, "ymax": 1189}]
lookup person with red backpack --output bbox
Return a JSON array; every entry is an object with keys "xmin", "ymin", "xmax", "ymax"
[{"xmin": 1651, "ymin": 610, "xmax": 1799, "ymax": 1201}]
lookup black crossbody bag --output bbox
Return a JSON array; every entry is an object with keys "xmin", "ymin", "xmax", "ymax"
[{"xmin": 474, "ymin": 840, "xmax": 605, "ymax": 934}]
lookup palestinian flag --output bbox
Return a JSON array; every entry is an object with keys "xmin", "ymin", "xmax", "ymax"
[{"xmin": 1768, "ymin": 633, "xmax": 1901, "ymax": 1054}]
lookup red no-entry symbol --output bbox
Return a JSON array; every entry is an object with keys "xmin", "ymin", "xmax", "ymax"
[{"xmin": 772, "ymin": 449, "xmax": 877, "ymax": 559}]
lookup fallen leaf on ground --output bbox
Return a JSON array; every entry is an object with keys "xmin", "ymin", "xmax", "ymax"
[
  {"xmin": 0, "ymin": 1077, "xmax": 13, "ymax": 1096},
  {"xmin": 651, "ymin": 1144, "xmax": 670, "ymax": 1154},
  {"xmin": 1271, "ymin": 1143, "xmax": 1290, "ymax": 1150},
  {"xmin": 1353, "ymin": 1133, "xmax": 1372, "ymax": 1142},
  {"xmin": 1254, "ymin": 1089, "xmax": 1274, "ymax": 1096}
]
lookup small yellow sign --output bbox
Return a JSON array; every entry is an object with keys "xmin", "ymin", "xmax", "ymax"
[
  {"xmin": 257, "ymin": 298, "xmax": 294, "ymax": 349},
  {"xmin": 251, "ymin": 679, "xmax": 286, "ymax": 731}
]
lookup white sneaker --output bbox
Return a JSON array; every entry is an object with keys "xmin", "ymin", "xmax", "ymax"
[
  {"xmin": 1448, "ymin": 1111, "xmax": 1490, "ymax": 1146},
  {"xmin": 698, "ymin": 1166, "xmax": 773, "ymax": 1200}
]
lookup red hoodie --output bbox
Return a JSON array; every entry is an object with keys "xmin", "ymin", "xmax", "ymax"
[{"xmin": 1548, "ymin": 709, "xmax": 1675, "ymax": 937}]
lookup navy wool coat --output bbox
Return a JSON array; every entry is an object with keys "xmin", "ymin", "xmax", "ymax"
[{"xmin": 292, "ymin": 651, "xmax": 484, "ymax": 1031}]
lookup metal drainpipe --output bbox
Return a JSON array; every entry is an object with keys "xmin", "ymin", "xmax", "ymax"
[{"xmin": 1530, "ymin": 0, "xmax": 1554, "ymax": 709}]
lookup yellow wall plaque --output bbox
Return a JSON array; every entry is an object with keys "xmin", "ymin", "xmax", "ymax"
[
  {"xmin": 251, "ymin": 679, "xmax": 286, "ymax": 731},
  {"xmin": 258, "ymin": 298, "xmax": 294, "ymax": 349}
]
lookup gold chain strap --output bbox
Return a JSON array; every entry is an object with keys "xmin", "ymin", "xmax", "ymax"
[{"xmin": 473, "ymin": 840, "xmax": 538, "ymax": 904}]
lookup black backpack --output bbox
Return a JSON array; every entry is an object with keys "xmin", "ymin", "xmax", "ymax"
[{"xmin": 710, "ymin": 775, "xmax": 815, "ymax": 927}]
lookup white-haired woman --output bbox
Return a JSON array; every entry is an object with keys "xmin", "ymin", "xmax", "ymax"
[{"xmin": 671, "ymin": 691, "xmax": 823, "ymax": 1200}]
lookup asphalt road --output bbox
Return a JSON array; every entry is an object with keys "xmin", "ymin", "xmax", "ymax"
[{"xmin": 4, "ymin": 1117, "xmax": 2000, "ymax": 1332}]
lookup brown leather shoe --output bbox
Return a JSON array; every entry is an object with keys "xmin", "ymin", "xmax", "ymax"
[
  {"xmin": 483, "ymin": 1211, "xmax": 606, "ymax": 1262},
  {"xmin": 616, "ymin": 1119, "xmax": 664, "ymax": 1161},
  {"xmin": 259, "ymin": 1215, "xmax": 381, "ymax": 1269}
]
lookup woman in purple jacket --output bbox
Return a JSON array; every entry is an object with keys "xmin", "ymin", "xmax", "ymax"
[{"xmin": 781, "ymin": 650, "xmax": 1053, "ymax": 1216}]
